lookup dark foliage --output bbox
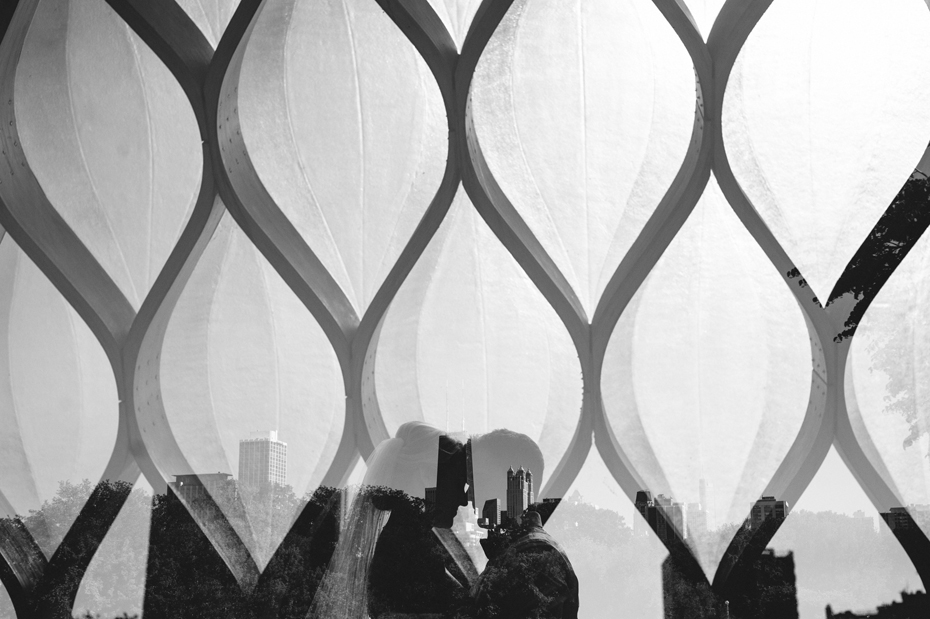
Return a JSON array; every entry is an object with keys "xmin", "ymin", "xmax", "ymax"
[
  {"xmin": 0, "ymin": 481, "xmax": 341, "ymax": 619},
  {"xmin": 827, "ymin": 171, "xmax": 930, "ymax": 341},
  {"xmin": 144, "ymin": 484, "xmax": 341, "ymax": 619},
  {"xmin": 141, "ymin": 489, "xmax": 250, "ymax": 618},
  {"xmin": 367, "ymin": 488, "xmax": 466, "ymax": 617},
  {"xmin": 662, "ymin": 553, "xmax": 719, "ymax": 619},
  {"xmin": 0, "ymin": 480, "xmax": 134, "ymax": 619}
]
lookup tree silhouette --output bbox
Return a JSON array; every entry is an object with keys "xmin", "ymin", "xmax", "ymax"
[
  {"xmin": 829, "ymin": 169, "xmax": 930, "ymax": 342},
  {"xmin": 0, "ymin": 481, "xmax": 342, "ymax": 619}
]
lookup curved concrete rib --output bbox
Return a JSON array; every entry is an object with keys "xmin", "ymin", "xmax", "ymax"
[
  {"xmin": 107, "ymin": 0, "xmax": 269, "ymax": 592},
  {"xmin": 460, "ymin": 1, "xmax": 600, "ymax": 498},
  {"xmin": 211, "ymin": 1, "xmax": 357, "ymax": 365},
  {"xmin": 459, "ymin": 0, "xmax": 588, "ymax": 349},
  {"xmin": 352, "ymin": 0, "xmax": 460, "ymax": 460},
  {"xmin": 217, "ymin": 0, "xmax": 463, "ymax": 470},
  {"xmin": 0, "ymin": 0, "xmax": 143, "ymax": 612},
  {"xmin": 587, "ymin": 0, "xmax": 713, "ymax": 510},
  {"xmin": 0, "ymin": 515, "xmax": 44, "ymax": 619},
  {"xmin": 708, "ymin": 0, "xmax": 930, "ymax": 593},
  {"xmin": 384, "ymin": 0, "xmax": 595, "ymax": 497},
  {"xmin": 705, "ymin": 0, "xmax": 846, "ymax": 591},
  {"xmin": 0, "ymin": 0, "xmax": 133, "ymax": 370},
  {"xmin": 823, "ymin": 146, "xmax": 930, "ymax": 522},
  {"xmin": 826, "ymin": 162, "xmax": 930, "ymax": 591}
]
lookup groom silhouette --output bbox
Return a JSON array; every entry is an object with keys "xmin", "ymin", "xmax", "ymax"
[{"xmin": 367, "ymin": 426, "xmax": 577, "ymax": 618}]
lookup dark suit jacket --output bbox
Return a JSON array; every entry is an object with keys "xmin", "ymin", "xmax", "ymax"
[{"xmin": 472, "ymin": 526, "xmax": 579, "ymax": 619}]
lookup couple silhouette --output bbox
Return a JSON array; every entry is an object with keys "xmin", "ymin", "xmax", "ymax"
[{"xmin": 309, "ymin": 422, "xmax": 578, "ymax": 619}]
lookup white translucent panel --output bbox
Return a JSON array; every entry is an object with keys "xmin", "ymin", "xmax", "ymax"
[
  {"xmin": 345, "ymin": 455, "xmax": 368, "ymax": 488},
  {"xmin": 723, "ymin": 0, "xmax": 930, "ymax": 302},
  {"xmin": 73, "ymin": 479, "xmax": 152, "ymax": 619},
  {"xmin": 0, "ymin": 584, "xmax": 10, "ymax": 619},
  {"xmin": 240, "ymin": 0, "xmax": 447, "ymax": 313},
  {"xmin": 176, "ymin": 0, "xmax": 240, "ymax": 47},
  {"xmin": 769, "ymin": 447, "xmax": 920, "ymax": 619},
  {"xmin": 161, "ymin": 212, "xmax": 345, "ymax": 568},
  {"xmin": 849, "ymin": 223, "xmax": 930, "ymax": 518},
  {"xmin": 0, "ymin": 238, "xmax": 118, "ymax": 557},
  {"xmin": 565, "ymin": 447, "xmax": 635, "ymax": 522},
  {"xmin": 15, "ymin": 0, "xmax": 202, "ymax": 309},
  {"xmin": 544, "ymin": 448, "xmax": 665, "ymax": 619},
  {"xmin": 425, "ymin": 0, "xmax": 482, "ymax": 48},
  {"xmin": 471, "ymin": 0, "xmax": 694, "ymax": 315},
  {"xmin": 602, "ymin": 177, "xmax": 811, "ymax": 578},
  {"xmin": 796, "ymin": 447, "xmax": 882, "ymax": 517},
  {"xmin": 375, "ymin": 189, "xmax": 583, "ymax": 481},
  {"xmin": 685, "ymin": 0, "xmax": 726, "ymax": 40}
]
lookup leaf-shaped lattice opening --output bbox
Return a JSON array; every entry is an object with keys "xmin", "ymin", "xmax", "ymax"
[
  {"xmin": 602, "ymin": 176, "xmax": 811, "ymax": 579},
  {"xmin": 471, "ymin": 0, "xmax": 694, "ymax": 315},
  {"xmin": 374, "ymin": 188, "xmax": 583, "ymax": 473},
  {"xmin": 159, "ymin": 212, "xmax": 345, "ymax": 570},
  {"xmin": 768, "ymin": 446, "xmax": 921, "ymax": 617},
  {"xmin": 0, "ymin": 236, "xmax": 118, "ymax": 559},
  {"xmin": 15, "ymin": 0, "xmax": 202, "ymax": 309}
]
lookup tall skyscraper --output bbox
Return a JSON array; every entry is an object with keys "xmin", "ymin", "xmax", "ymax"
[
  {"xmin": 465, "ymin": 438, "xmax": 476, "ymax": 510},
  {"xmin": 239, "ymin": 430, "xmax": 287, "ymax": 489},
  {"xmin": 507, "ymin": 466, "xmax": 533, "ymax": 521},
  {"xmin": 527, "ymin": 469, "xmax": 534, "ymax": 505},
  {"xmin": 634, "ymin": 490, "xmax": 652, "ymax": 536},
  {"xmin": 653, "ymin": 494, "xmax": 684, "ymax": 543},
  {"xmin": 634, "ymin": 490, "xmax": 684, "ymax": 542}
]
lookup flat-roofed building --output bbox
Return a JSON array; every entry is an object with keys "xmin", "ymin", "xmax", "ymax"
[
  {"xmin": 749, "ymin": 496, "xmax": 789, "ymax": 530},
  {"xmin": 239, "ymin": 430, "xmax": 287, "ymax": 489},
  {"xmin": 168, "ymin": 473, "xmax": 233, "ymax": 505},
  {"xmin": 482, "ymin": 498, "xmax": 501, "ymax": 527}
]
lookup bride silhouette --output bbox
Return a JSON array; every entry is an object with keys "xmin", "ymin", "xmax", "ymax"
[{"xmin": 308, "ymin": 421, "xmax": 577, "ymax": 618}]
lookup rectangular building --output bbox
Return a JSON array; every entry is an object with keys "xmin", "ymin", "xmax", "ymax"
[
  {"xmin": 168, "ymin": 473, "xmax": 233, "ymax": 512},
  {"xmin": 482, "ymin": 498, "xmax": 501, "ymax": 527},
  {"xmin": 749, "ymin": 496, "xmax": 789, "ymax": 530},
  {"xmin": 634, "ymin": 490, "xmax": 684, "ymax": 543},
  {"xmin": 239, "ymin": 430, "xmax": 287, "ymax": 489},
  {"xmin": 882, "ymin": 506, "xmax": 913, "ymax": 531},
  {"xmin": 425, "ymin": 487, "xmax": 437, "ymax": 513}
]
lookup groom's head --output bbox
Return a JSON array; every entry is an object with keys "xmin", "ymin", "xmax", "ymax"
[
  {"xmin": 471, "ymin": 429, "xmax": 544, "ymax": 514},
  {"xmin": 432, "ymin": 428, "xmax": 545, "ymax": 527}
]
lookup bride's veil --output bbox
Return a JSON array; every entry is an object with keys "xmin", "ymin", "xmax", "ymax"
[{"xmin": 307, "ymin": 422, "xmax": 444, "ymax": 619}]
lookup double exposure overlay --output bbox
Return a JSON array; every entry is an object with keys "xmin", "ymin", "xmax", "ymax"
[{"xmin": 2, "ymin": 0, "xmax": 930, "ymax": 618}]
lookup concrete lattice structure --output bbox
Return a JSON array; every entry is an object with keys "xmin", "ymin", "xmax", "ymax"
[{"xmin": 1, "ymin": 0, "xmax": 930, "ymax": 615}]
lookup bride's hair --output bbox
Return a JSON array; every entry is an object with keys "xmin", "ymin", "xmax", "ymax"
[{"xmin": 363, "ymin": 421, "xmax": 446, "ymax": 495}]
